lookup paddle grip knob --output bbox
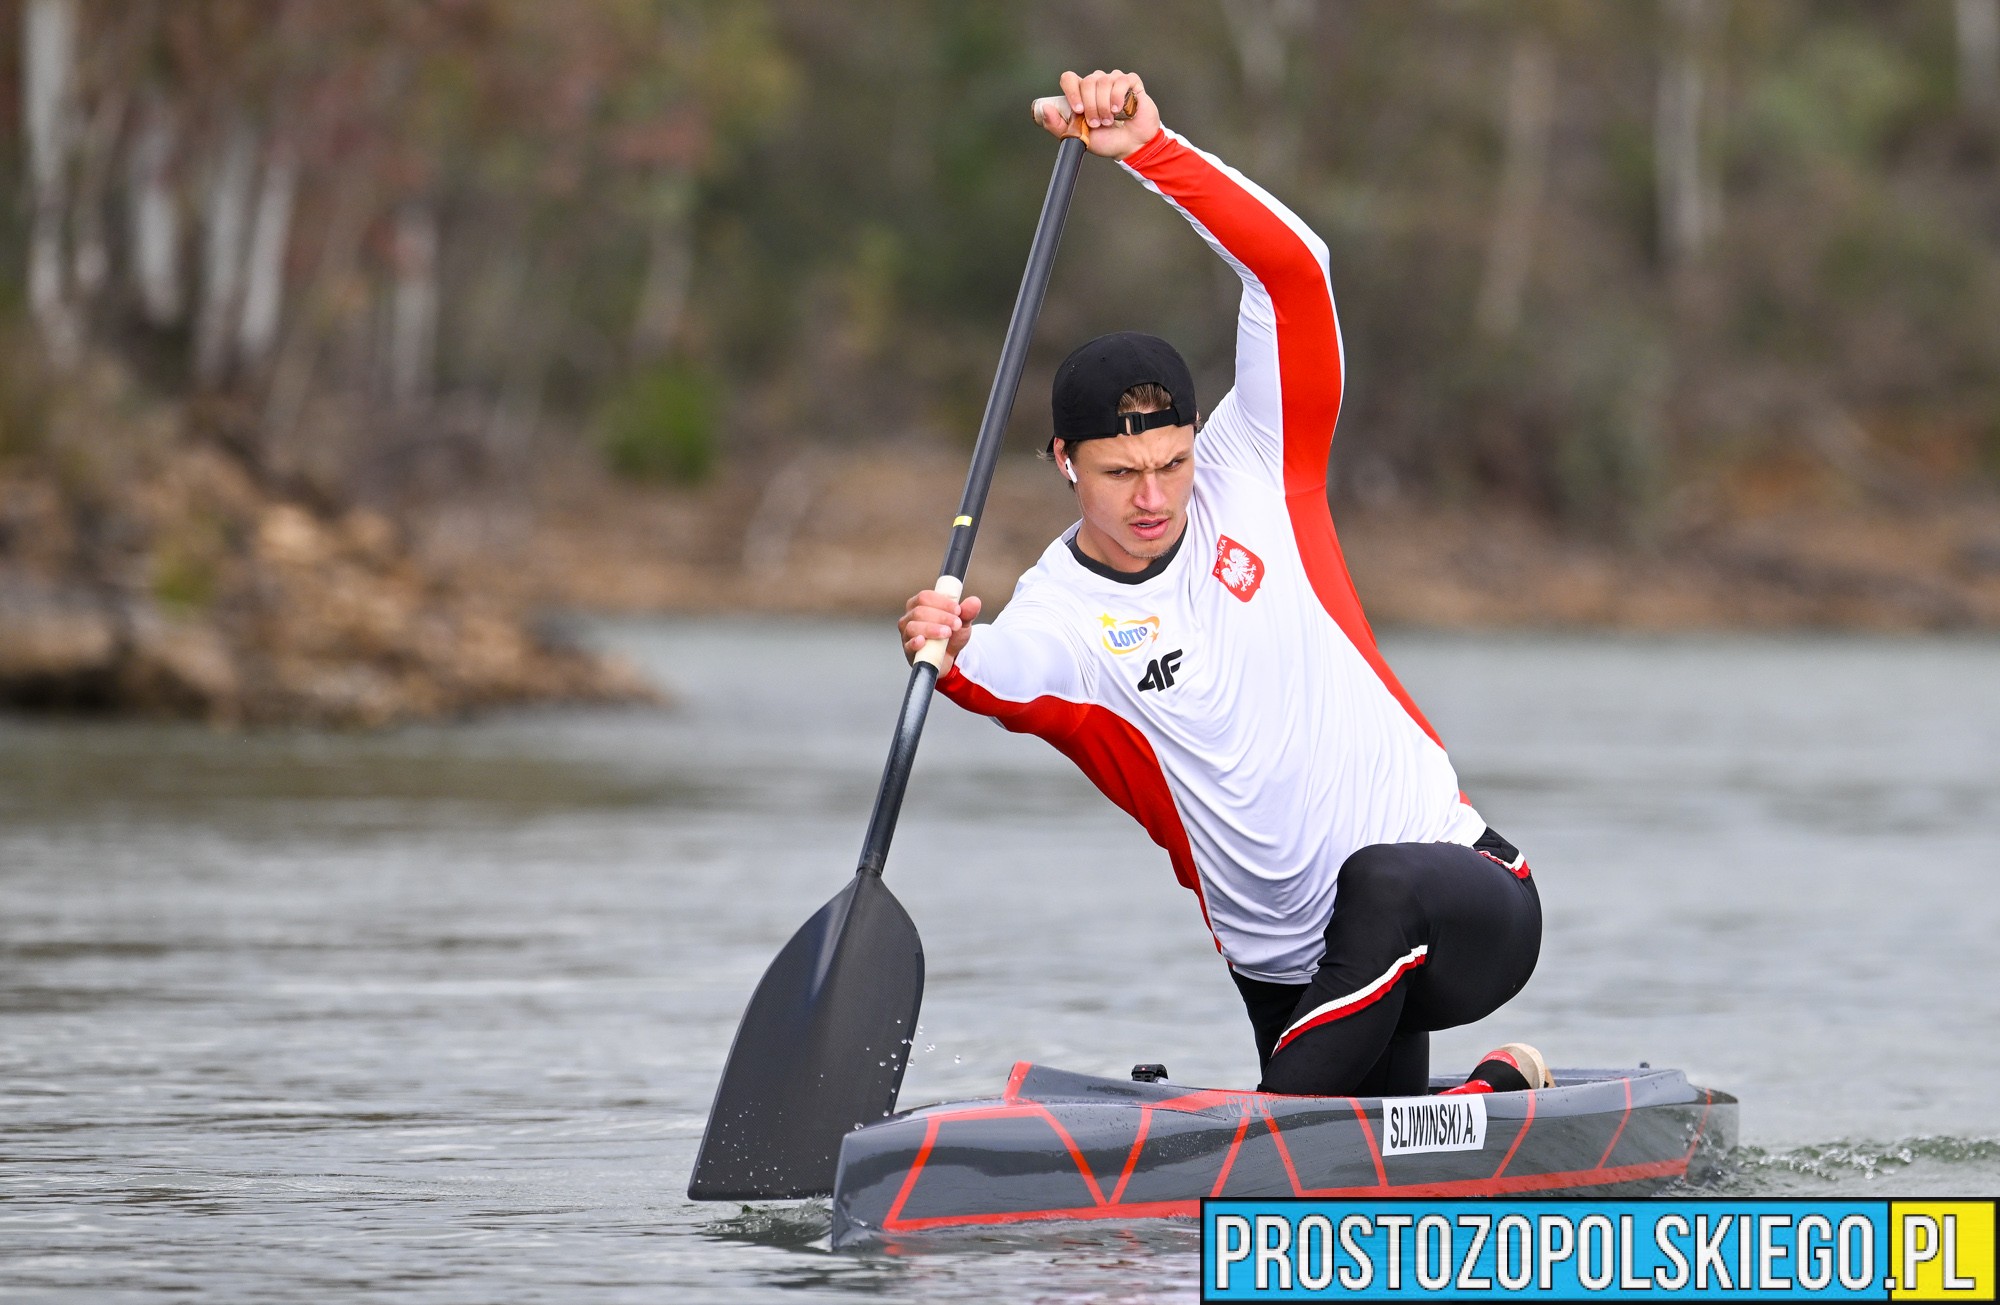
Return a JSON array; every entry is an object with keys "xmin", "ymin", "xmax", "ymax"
[{"xmin": 1028, "ymin": 89, "xmax": 1140, "ymax": 146}]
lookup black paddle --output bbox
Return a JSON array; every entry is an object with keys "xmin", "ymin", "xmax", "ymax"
[{"xmin": 687, "ymin": 97, "xmax": 1126, "ymax": 1201}]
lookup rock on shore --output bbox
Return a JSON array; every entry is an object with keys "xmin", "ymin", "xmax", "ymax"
[{"xmin": 0, "ymin": 437, "xmax": 656, "ymax": 728}]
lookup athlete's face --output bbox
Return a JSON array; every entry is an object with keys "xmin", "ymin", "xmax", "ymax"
[{"xmin": 1057, "ymin": 424, "xmax": 1197, "ymax": 571}]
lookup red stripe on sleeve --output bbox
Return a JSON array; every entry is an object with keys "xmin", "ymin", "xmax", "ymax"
[
  {"xmin": 1127, "ymin": 135, "xmax": 1444, "ymax": 747},
  {"xmin": 940, "ymin": 664, "xmax": 1217, "ymax": 946}
]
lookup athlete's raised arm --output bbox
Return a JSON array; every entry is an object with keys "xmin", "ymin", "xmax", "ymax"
[{"xmin": 1041, "ymin": 70, "xmax": 1343, "ymax": 494}]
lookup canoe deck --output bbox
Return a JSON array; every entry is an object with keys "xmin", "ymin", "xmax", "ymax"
[{"xmin": 830, "ymin": 1062, "xmax": 1736, "ymax": 1249}]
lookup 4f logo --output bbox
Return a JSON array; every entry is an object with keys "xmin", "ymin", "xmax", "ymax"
[{"xmin": 1137, "ymin": 649, "xmax": 1184, "ymax": 693}]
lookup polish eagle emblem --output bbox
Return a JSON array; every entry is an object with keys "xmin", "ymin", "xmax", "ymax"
[{"xmin": 1211, "ymin": 534, "xmax": 1265, "ymax": 601}]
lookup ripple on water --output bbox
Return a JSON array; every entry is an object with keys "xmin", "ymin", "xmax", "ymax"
[
  {"xmin": 1725, "ymin": 1136, "xmax": 2000, "ymax": 1194},
  {"xmin": 702, "ymin": 1200, "xmax": 834, "ymax": 1249}
]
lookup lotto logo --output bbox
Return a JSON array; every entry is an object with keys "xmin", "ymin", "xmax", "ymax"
[
  {"xmin": 1213, "ymin": 536, "xmax": 1264, "ymax": 601},
  {"xmin": 1098, "ymin": 613, "xmax": 1161, "ymax": 656}
]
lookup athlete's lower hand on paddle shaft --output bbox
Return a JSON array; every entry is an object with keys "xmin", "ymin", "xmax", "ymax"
[
  {"xmin": 899, "ymin": 590, "xmax": 983, "ymax": 672},
  {"xmin": 1035, "ymin": 69, "xmax": 1161, "ymax": 159}
]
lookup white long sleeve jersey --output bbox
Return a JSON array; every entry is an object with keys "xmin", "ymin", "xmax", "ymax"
[{"xmin": 939, "ymin": 128, "xmax": 1485, "ymax": 984}]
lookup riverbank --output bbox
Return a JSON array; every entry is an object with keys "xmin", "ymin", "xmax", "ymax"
[
  {"xmin": 450, "ymin": 445, "xmax": 2000, "ymax": 634},
  {"xmin": 10, "ymin": 418, "xmax": 1999, "ymax": 729}
]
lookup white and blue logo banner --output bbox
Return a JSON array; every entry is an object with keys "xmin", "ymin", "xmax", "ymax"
[{"xmin": 1202, "ymin": 1199, "xmax": 1995, "ymax": 1301}]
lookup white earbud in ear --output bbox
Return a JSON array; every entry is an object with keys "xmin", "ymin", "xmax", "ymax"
[{"xmin": 1063, "ymin": 458, "xmax": 1078, "ymax": 484}]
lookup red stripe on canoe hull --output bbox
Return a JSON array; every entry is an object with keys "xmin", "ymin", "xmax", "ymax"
[{"xmin": 874, "ymin": 1077, "xmax": 1712, "ymax": 1237}]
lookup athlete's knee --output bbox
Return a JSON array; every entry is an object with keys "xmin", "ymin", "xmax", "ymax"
[{"xmin": 1335, "ymin": 843, "xmax": 1420, "ymax": 914}]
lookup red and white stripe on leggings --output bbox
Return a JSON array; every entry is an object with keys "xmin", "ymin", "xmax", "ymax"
[{"xmin": 1272, "ymin": 944, "xmax": 1429, "ymax": 1055}]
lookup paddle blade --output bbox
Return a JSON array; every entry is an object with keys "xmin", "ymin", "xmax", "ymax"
[{"xmin": 687, "ymin": 872, "xmax": 923, "ymax": 1200}]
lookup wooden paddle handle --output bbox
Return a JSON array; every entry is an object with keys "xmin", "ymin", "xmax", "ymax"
[
  {"xmin": 912, "ymin": 575, "xmax": 963, "ymax": 671},
  {"xmin": 1028, "ymin": 89, "xmax": 1140, "ymax": 146}
]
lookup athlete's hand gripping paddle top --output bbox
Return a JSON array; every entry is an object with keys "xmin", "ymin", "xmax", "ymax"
[
  {"xmin": 900, "ymin": 70, "xmax": 1547, "ymax": 1099},
  {"xmin": 1032, "ymin": 69, "xmax": 1161, "ymax": 160}
]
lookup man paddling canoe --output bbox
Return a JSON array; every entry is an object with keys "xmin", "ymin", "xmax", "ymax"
[{"xmin": 899, "ymin": 69, "xmax": 1547, "ymax": 1099}]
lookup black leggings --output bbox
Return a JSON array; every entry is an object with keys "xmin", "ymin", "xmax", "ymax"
[{"xmin": 1233, "ymin": 829, "xmax": 1541, "ymax": 1097}]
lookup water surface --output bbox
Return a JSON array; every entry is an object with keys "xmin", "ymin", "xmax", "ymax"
[{"xmin": 3, "ymin": 621, "xmax": 1996, "ymax": 1301}]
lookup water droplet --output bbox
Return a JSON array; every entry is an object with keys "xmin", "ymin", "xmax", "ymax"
[
  {"xmin": 924, "ymin": 1043, "xmax": 937, "ymax": 1053},
  {"xmin": 953, "ymin": 1055, "xmax": 963, "ymax": 1064}
]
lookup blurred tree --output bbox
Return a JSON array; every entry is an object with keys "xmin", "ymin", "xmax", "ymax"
[
  {"xmin": 1958, "ymin": 0, "xmax": 2000, "ymax": 114},
  {"xmin": 1658, "ymin": 0, "xmax": 1719, "ymax": 271},
  {"xmin": 23, "ymin": 0, "xmax": 79, "ymax": 362},
  {"xmin": 3, "ymin": 0, "xmax": 1999, "ymax": 527},
  {"xmin": 1474, "ymin": 29, "xmax": 1556, "ymax": 341}
]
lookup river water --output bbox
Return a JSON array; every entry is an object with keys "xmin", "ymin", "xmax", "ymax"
[{"xmin": 3, "ymin": 620, "xmax": 1997, "ymax": 1301}]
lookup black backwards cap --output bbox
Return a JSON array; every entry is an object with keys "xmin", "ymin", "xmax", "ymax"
[{"xmin": 1048, "ymin": 331, "xmax": 1196, "ymax": 453}]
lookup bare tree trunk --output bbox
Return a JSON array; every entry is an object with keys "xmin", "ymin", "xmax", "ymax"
[
  {"xmin": 1218, "ymin": 0, "xmax": 1311, "ymax": 182},
  {"xmin": 389, "ymin": 202, "xmax": 439, "ymax": 405},
  {"xmin": 195, "ymin": 117, "xmax": 257, "ymax": 387},
  {"xmin": 628, "ymin": 176, "xmax": 694, "ymax": 365},
  {"xmin": 1959, "ymin": 0, "xmax": 2000, "ymax": 115},
  {"xmin": 125, "ymin": 92, "xmax": 183, "ymax": 326},
  {"xmin": 454, "ymin": 216, "xmax": 528, "ymax": 372},
  {"xmin": 484, "ymin": 241, "xmax": 567, "ymax": 467},
  {"xmin": 1476, "ymin": 35, "xmax": 1557, "ymax": 341},
  {"xmin": 263, "ymin": 157, "xmax": 378, "ymax": 458},
  {"xmin": 24, "ymin": 0, "xmax": 81, "ymax": 362},
  {"xmin": 237, "ymin": 143, "xmax": 297, "ymax": 367},
  {"xmin": 1656, "ymin": 0, "xmax": 1714, "ymax": 269},
  {"xmin": 69, "ymin": 75, "xmax": 129, "ymax": 304},
  {"xmin": 485, "ymin": 342, "xmax": 548, "ymax": 467}
]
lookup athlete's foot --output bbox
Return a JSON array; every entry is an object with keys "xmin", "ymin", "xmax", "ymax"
[{"xmin": 1442, "ymin": 1043, "xmax": 1552, "ymax": 1095}]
